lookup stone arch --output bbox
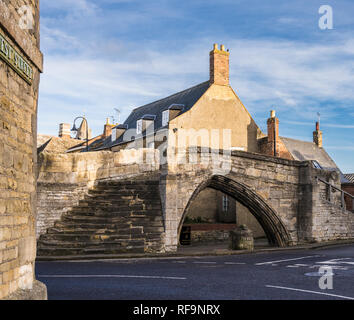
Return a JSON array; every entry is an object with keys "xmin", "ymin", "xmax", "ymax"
[{"xmin": 178, "ymin": 175, "xmax": 292, "ymax": 247}]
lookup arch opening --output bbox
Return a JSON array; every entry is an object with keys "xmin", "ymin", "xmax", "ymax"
[{"xmin": 178, "ymin": 175, "xmax": 292, "ymax": 248}]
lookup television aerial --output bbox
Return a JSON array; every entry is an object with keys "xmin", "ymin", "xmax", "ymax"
[{"xmin": 111, "ymin": 108, "xmax": 121, "ymax": 124}]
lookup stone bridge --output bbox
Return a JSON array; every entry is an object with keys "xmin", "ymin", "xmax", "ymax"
[{"xmin": 37, "ymin": 148, "xmax": 354, "ymax": 255}]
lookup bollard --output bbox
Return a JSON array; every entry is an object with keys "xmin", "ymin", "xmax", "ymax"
[{"xmin": 229, "ymin": 225, "xmax": 254, "ymax": 251}]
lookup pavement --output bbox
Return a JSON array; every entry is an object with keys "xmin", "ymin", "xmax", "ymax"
[
  {"xmin": 36, "ymin": 243, "xmax": 354, "ymax": 300},
  {"xmin": 36, "ymin": 238, "xmax": 354, "ymax": 261}
]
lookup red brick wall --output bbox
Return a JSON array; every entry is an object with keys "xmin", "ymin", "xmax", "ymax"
[
  {"xmin": 210, "ymin": 45, "xmax": 229, "ymax": 86},
  {"xmin": 258, "ymin": 137, "xmax": 294, "ymax": 160},
  {"xmin": 342, "ymin": 184, "xmax": 354, "ymax": 211}
]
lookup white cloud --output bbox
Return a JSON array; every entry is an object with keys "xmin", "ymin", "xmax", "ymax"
[
  {"xmin": 38, "ymin": 8, "xmax": 354, "ymax": 138},
  {"xmin": 282, "ymin": 120, "xmax": 354, "ymax": 129},
  {"xmin": 41, "ymin": 0, "xmax": 97, "ymax": 13}
]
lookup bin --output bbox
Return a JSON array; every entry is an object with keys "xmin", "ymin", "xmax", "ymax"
[{"xmin": 180, "ymin": 226, "xmax": 191, "ymax": 245}]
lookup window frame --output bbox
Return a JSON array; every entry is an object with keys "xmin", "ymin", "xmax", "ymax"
[
  {"xmin": 136, "ymin": 119, "xmax": 143, "ymax": 134},
  {"xmin": 162, "ymin": 110, "xmax": 169, "ymax": 127},
  {"xmin": 222, "ymin": 194, "xmax": 229, "ymax": 212}
]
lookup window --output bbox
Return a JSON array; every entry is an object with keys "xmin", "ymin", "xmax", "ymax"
[
  {"xmin": 162, "ymin": 110, "xmax": 169, "ymax": 127},
  {"xmin": 222, "ymin": 195, "xmax": 229, "ymax": 212},
  {"xmin": 148, "ymin": 142, "xmax": 155, "ymax": 149},
  {"xmin": 136, "ymin": 119, "xmax": 143, "ymax": 134},
  {"xmin": 111, "ymin": 129, "xmax": 117, "ymax": 142}
]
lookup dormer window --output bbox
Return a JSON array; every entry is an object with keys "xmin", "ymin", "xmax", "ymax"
[
  {"xmin": 162, "ymin": 110, "xmax": 169, "ymax": 127},
  {"xmin": 111, "ymin": 124, "xmax": 128, "ymax": 142},
  {"xmin": 136, "ymin": 119, "xmax": 143, "ymax": 134}
]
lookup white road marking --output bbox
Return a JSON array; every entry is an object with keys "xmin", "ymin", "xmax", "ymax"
[
  {"xmin": 286, "ymin": 263, "xmax": 311, "ymax": 268},
  {"xmin": 266, "ymin": 285, "xmax": 354, "ymax": 300},
  {"xmin": 38, "ymin": 274, "xmax": 187, "ymax": 280},
  {"xmin": 308, "ymin": 264, "xmax": 349, "ymax": 270},
  {"xmin": 317, "ymin": 258, "xmax": 354, "ymax": 266},
  {"xmin": 255, "ymin": 255, "xmax": 319, "ymax": 266}
]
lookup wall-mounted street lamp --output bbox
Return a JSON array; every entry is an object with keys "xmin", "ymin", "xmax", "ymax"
[{"xmin": 71, "ymin": 116, "xmax": 89, "ymax": 152}]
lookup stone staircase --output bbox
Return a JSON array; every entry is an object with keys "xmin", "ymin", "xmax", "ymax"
[{"xmin": 37, "ymin": 179, "xmax": 165, "ymax": 258}]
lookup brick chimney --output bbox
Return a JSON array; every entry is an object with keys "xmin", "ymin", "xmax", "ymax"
[
  {"xmin": 267, "ymin": 110, "xmax": 279, "ymax": 156},
  {"xmin": 313, "ymin": 121, "xmax": 323, "ymax": 148},
  {"xmin": 58, "ymin": 123, "xmax": 71, "ymax": 139},
  {"xmin": 103, "ymin": 118, "xmax": 114, "ymax": 138},
  {"xmin": 210, "ymin": 43, "xmax": 230, "ymax": 86}
]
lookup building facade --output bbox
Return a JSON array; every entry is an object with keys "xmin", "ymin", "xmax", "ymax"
[{"xmin": 0, "ymin": 0, "xmax": 46, "ymax": 299}]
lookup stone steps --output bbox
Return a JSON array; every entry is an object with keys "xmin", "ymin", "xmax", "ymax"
[
  {"xmin": 71, "ymin": 204, "xmax": 162, "ymax": 213},
  {"xmin": 87, "ymin": 193, "xmax": 161, "ymax": 201},
  {"xmin": 46, "ymin": 226, "xmax": 164, "ymax": 236},
  {"xmin": 40, "ymin": 231, "xmax": 163, "ymax": 242},
  {"xmin": 37, "ymin": 245, "xmax": 146, "ymax": 256},
  {"xmin": 53, "ymin": 217, "xmax": 163, "ymax": 230},
  {"xmin": 37, "ymin": 178, "xmax": 165, "ymax": 258}
]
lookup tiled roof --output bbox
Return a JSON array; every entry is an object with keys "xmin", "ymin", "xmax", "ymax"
[
  {"xmin": 37, "ymin": 135, "xmax": 82, "ymax": 154},
  {"xmin": 281, "ymin": 137, "xmax": 348, "ymax": 183},
  {"xmin": 123, "ymin": 81, "xmax": 210, "ymax": 131},
  {"xmin": 93, "ymin": 81, "xmax": 210, "ymax": 150}
]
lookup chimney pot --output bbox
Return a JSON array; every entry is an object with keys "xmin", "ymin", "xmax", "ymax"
[{"xmin": 313, "ymin": 122, "xmax": 323, "ymax": 148}]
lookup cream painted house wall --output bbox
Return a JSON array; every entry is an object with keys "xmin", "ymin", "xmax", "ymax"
[
  {"xmin": 168, "ymin": 84, "xmax": 265, "ymax": 153},
  {"xmin": 182, "ymin": 188, "xmax": 266, "ymax": 239}
]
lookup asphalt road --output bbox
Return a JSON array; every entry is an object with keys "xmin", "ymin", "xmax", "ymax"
[{"xmin": 35, "ymin": 244, "xmax": 354, "ymax": 300}]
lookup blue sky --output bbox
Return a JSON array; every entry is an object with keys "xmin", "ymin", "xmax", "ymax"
[{"xmin": 38, "ymin": 0, "xmax": 354, "ymax": 172}]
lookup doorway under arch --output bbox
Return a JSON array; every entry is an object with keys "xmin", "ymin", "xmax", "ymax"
[{"xmin": 178, "ymin": 175, "xmax": 292, "ymax": 247}]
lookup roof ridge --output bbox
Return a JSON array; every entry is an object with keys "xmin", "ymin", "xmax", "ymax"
[
  {"xmin": 130, "ymin": 81, "xmax": 210, "ymax": 113},
  {"xmin": 280, "ymin": 136, "xmax": 314, "ymax": 144}
]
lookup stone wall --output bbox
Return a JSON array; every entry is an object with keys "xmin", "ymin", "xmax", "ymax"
[
  {"xmin": 309, "ymin": 170, "xmax": 354, "ymax": 242},
  {"xmin": 0, "ymin": 0, "xmax": 46, "ymax": 299},
  {"xmin": 36, "ymin": 149, "xmax": 160, "ymax": 237},
  {"xmin": 188, "ymin": 224, "xmax": 236, "ymax": 243}
]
